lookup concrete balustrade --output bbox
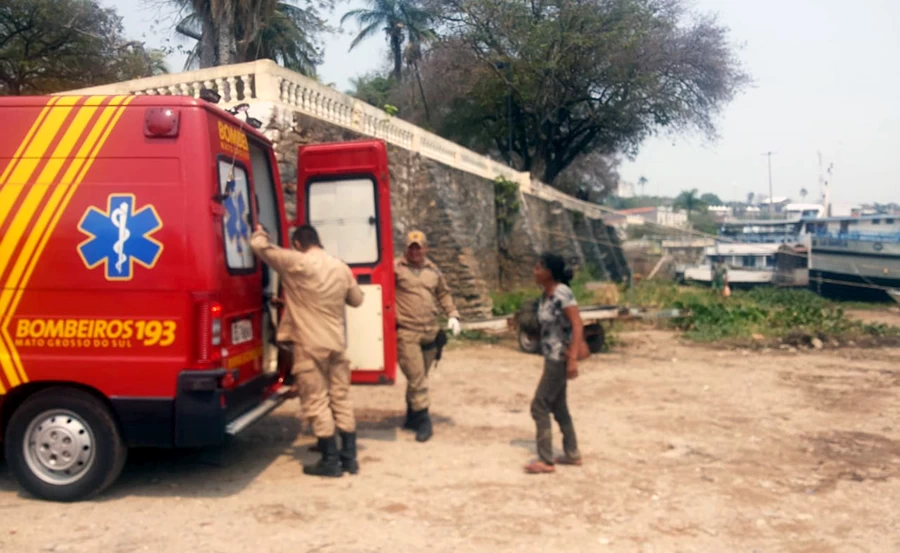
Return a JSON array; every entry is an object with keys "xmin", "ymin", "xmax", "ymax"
[{"xmin": 59, "ymin": 59, "xmax": 616, "ymax": 220}]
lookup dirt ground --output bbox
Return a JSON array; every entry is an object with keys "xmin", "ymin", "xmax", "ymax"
[{"xmin": 2, "ymin": 331, "xmax": 900, "ymax": 553}]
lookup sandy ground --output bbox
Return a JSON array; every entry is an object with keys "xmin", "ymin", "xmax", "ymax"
[
  {"xmin": 845, "ymin": 306, "xmax": 900, "ymax": 328},
  {"xmin": 2, "ymin": 331, "xmax": 900, "ymax": 553}
]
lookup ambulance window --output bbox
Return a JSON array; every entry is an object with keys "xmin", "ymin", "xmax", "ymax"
[
  {"xmin": 308, "ymin": 178, "xmax": 379, "ymax": 265},
  {"xmin": 217, "ymin": 159, "xmax": 255, "ymax": 272},
  {"xmin": 249, "ymin": 142, "xmax": 281, "ymax": 244}
]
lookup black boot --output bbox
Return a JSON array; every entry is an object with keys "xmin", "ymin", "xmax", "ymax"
[
  {"xmin": 402, "ymin": 401, "xmax": 416, "ymax": 430},
  {"xmin": 414, "ymin": 409, "xmax": 433, "ymax": 443},
  {"xmin": 339, "ymin": 431, "xmax": 359, "ymax": 475},
  {"xmin": 303, "ymin": 436, "xmax": 343, "ymax": 477}
]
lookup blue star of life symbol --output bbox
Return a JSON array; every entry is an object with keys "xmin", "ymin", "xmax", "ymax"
[
  {"xmin": 223, "ymin": 183, "xmax": 250, "ymax": 252},
  {"xmin": 78, "ymin": 194, "xmax": 163, "ymax": 281}
]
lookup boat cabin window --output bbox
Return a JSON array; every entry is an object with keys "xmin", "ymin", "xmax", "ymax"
[
  {"xmin": 766, "ymin": 256, "xmax": 776, "ymax": 268},
  {"xmin": 743, "ymin": 256, "xmax": 757, "ymax": 268}
]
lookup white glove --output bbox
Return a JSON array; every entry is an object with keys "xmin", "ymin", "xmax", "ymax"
[{"xmin": 448, "ymin": 317, "xmax": 461, "ymax": 337}]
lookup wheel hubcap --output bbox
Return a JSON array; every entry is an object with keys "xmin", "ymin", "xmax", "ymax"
[{"xmin": 24, "ymin": 410, "xmax": 95, "ymax": 485}]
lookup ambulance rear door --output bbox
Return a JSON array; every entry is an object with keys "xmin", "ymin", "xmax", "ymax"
[
  {"xmin": 208, "ymin": 115, "xmax": 285, "ymax": 412},
  {"xmin": 296, "ymin": 140, "xmax": 397, "ymax": 384}
]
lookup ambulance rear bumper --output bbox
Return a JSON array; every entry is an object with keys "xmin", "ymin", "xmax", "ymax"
[{"xmin": 110, "ymin": 369, "xmax": 283, "ymax": 448}]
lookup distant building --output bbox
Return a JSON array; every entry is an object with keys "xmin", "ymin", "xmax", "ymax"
[
  {"xmin": 616, "ymin": 180, "xmax": 635, "ymax": 198},
  {"xmin": 851, "ymin": 204, "xmax": 900, "ymax": 217},
  {"xmin": 784, "ymin": 203, "xmax": 825, "ymax": 219},
  {"xmin": 707, "ymin": 205, "xmax": 733, "ymax": 222},
  {"xmin": 615, "ymin": 206, "xmax": 688, "ymax": 228},
  {"xmin": 757, "ymin": 196, "xmax": 791, "ymax": 214}
]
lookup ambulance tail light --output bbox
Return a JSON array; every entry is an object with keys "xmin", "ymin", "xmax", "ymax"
[
  {"xmin": 194, "ymin": 298, "xmax": 223, "ymax": 365},
  {"xmin": 210, "ymin": 303, "xmax": 223, "ymax": 346}
]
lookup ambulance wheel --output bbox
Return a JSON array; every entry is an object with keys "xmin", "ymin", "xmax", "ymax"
[
  {"xmin": 517, "ymin": 329, "xmax": 541, "ymax": 355},
  {"xmin": 4, "ymin": 388, "xmax": 127, "ymax": 502}
]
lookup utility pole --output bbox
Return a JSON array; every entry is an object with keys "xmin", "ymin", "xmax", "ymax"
[{"xmin": 761, "ymin": 151, "xmax": 775, "ymax": 217}]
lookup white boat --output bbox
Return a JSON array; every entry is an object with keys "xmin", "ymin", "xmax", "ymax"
[
  {"xmin": 807, "ymin": 215, "xmax": 900, "ymax": 302},
  {"xmin": 682, "ymin": 243, "xmax": 781, "ymax": 287}
]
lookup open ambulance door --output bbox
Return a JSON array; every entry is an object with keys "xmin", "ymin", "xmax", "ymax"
[{"xmin": 296, "ymin": 140, "xmax": 397, "ymax": 384}]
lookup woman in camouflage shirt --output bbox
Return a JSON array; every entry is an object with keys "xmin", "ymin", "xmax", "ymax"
[{"xmin": 525, "ymin": 253, "xmax": 584, "ymax": 474}]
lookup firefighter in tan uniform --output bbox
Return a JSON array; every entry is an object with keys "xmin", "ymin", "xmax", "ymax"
[
  {"xmin": 251, "ymin": 224, "xmax": 364, "ymax": 477},
  {"xmin": 395, "ymin": 230, "xmax": 461, "ymax": 442}
]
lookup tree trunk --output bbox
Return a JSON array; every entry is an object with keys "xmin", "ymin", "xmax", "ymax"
[
  {"xmin": 413, "ymin": 61, "xmax": 431, "ymax": 124},
  {"xmin": 199, "ymin": 14, "xmax": 217, "ymax": 68},
  {"xmin": 216, "ymin": 1, "xmax": 237, "ymax": 65},
  {"xmin": 391, "ymin": 33, "xmax": 403, "ymax": 81}
]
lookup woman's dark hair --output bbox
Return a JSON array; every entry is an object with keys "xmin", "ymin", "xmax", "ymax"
[{"xmin": 539, "ymin": 252, "xmax": 574, "ymax": 285}]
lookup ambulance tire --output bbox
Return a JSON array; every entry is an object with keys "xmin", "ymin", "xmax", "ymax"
[{"xmin": 5, "ymin": 388, "xmax": 127, "ymax": 502}]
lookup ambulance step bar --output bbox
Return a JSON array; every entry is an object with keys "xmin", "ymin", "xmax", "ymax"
[{"xmin": 225, "ymin": 386, "xmax": 292, "ymax": 436}]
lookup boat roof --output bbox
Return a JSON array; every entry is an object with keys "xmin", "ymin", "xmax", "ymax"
[
  {"xmin": 804, "ymin": 214, "xmax": 899, "ymax": 223},
  {"xmin": 705, "ymin": 243, "xmax": 782, "ymax": 255},
  {"xmin": 722, "ymin": 218, "xmax": 802, "ymax": 226}
]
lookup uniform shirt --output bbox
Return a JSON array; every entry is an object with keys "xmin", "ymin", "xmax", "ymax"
[
  {"xmin": 712, "ymin": 264, "xmax": 727, "ymax": 290},
  {"xmin": 250, "ymin": 233, "xmax": 363, "ymax": 358},
  {"xmin": 537, "ymin": 284, "xmax": 577, "ymax": 361},
  {"xmin": 394, "ymin": 257, "xmax": 460, "ymax": 333}
]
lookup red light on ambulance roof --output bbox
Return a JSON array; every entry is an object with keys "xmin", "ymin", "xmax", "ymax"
[{"xmin": 144, "ymin": 107, "xmax": 180, "ymax": 138}]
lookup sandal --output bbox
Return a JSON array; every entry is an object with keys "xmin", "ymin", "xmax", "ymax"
[
  {"xmin": 555, "ymin": 455, "xmax": 583, "ymax": 466},
  {"xmin": 524, "ymin": 460, "xmax": 556, "ymax": 474}
]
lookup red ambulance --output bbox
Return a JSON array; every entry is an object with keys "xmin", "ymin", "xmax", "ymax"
[{"xmin": 0, "ymin": 94, "xmax": 397, "ymax": 501}]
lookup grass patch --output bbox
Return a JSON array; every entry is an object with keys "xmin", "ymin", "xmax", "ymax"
[
  {"xmin": 623, "ymin": 281, "xmax": 900, "ymax": 344},
  {"xmin": 491, "ymin": 273, "xmax": 602, "ymax": 317},
  {"xmin": 449, "ymin": 329, "xmax": 502, "ymax": 344}
]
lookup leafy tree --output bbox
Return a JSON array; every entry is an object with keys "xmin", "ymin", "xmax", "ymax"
[
  {"xmin": 674, "ymin": 189, "xmax": 706, "ymax": 218},
  {"xmin": 342, "ymin": 0, "xmax": 436, "ymax": 82},
  {"xmin": 0, "ymin": 0, "xmax": 167, "ymax": 95},
  {"xmin": 700, "ymin": 193, "xmax": 723, "ymax": 206},
  {"xmin": 553, "ymin": 151, "xmax": 621, "ymax": 202},
  {"xmin": 605, "ymin": 195, "xmax": 668, "ymax": 210},
  {"xmin": 423, "ymin": 0, "xmax": 747, "ymax": 185},
  {"xmin": 348, "ymin": 71, "xmax": 395, "ymax": 110},
  {"xmin": 689, "ymin": 211, "xmax": 719, "ymax": 235},
  {"xmin": 171, "ymin": 0, "xmax": 327, "ymax": 74}
]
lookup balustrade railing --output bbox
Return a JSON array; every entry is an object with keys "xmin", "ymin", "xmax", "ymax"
[{"xmin": 60, "ymin": 59, "xmax": 608, "ymax": 219}]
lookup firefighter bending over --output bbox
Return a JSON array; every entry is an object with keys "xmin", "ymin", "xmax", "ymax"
[
  {"xmin": 251, "ymin": 224, "xmax": 364, "ymax": 477},
  {"xmin": 394, "ymin": 230, "xmax": 462, "ymax": 442}
]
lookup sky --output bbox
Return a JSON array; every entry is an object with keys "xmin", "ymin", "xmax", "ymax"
[{"xmin": 109, "ymin": 0, "xmax": 900, "ymax": 206}]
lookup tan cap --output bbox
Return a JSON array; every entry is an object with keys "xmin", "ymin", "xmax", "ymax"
[{"xmin": 406, "ymin": 230, "xmax": 427, "ymax": 247}]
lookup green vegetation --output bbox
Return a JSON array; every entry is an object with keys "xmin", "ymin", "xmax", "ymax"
[
  {"xmin": 1, "ymin": 0, "xmax": 168, "ymax": 95},
  {"xmin": 490, "ymin": 272, "xmax": 600, "ymax": 316},
  {"xmin": 624, "ymin": 282, "xmax": 900, "ymax": 344}
]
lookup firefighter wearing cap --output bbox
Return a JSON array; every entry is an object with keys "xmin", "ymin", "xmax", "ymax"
[
  {"xmin": 394, "ymin": 230, "xmax": 462, "ymax": 442},
  {"xmin": 250, "ymin": 224, "xmax": 364, "ymax": 477}
]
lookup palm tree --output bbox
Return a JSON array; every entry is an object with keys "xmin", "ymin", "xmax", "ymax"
[
  {"xmin": 342, "ymin": 0, "xmax": 435, "ymax": 82},
  {"xmin": 675, "ymin": 189, "xmax": 705, "ymax": 219},
  {"xmin": 172, "ymin": 0, "xmax": 322, "ymax": 75},
  {"xmin": 637, "ymin": 176, "xmax": 648, "ymax": 196},
  {"xmin": 799, "ymin": 187, "xmax": 808, "ymax": 200}
]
